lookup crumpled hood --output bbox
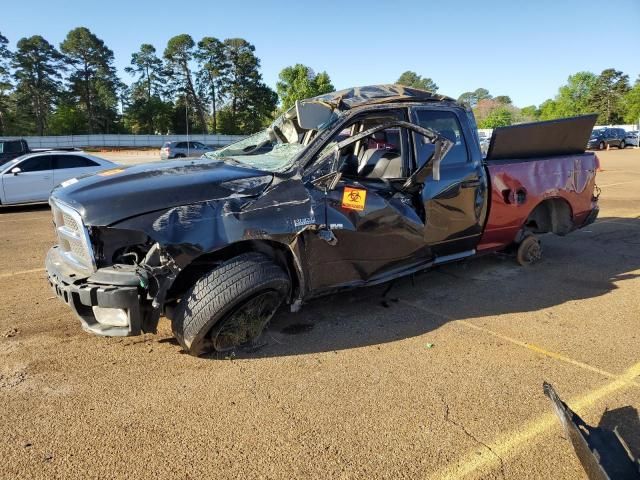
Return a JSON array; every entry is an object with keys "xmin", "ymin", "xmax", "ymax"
[{"xmin": 50, "ymin": 159, "xmax": 273, "ymax": 226}]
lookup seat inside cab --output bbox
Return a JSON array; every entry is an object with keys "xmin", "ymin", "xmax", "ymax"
[{"xmin": 339, "ymin": 112, "xmax": 405, "ymax": 180}]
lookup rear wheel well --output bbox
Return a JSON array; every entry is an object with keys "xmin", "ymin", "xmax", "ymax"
[
  {"xmin": 167, "ymin": 240, "xmax": 300, "ymax": 303},
  {"xmin": 523, "ymin": 198, "xmax": 573, "ymax": 236}
]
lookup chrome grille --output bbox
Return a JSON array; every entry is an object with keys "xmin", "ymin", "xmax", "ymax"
[{"xmin": 50, "ymin": 200, "xmax": 96, "ymax": 271}]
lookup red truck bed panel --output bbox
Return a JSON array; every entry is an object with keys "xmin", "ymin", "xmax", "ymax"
[{"xmin": 477, "ymin": 152, "xmax": 598, "ymax": 252}]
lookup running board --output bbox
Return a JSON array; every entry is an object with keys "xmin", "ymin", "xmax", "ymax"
[{"xmin": 433, "ymin": 250, "xmax": 476, "ymax": 265}]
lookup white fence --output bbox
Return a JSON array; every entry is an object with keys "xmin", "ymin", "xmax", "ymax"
[
  {"xmin": 0, "ymin": 134, "xmax": 246, "ymax": 149},
  {"xmin": 3, "ymin": 123, "xmax": 637, "ymax": 149}
]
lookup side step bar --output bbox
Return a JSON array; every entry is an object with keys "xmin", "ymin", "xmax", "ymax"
[{"xmin": 433, "ymin": 250, "xmax": 476, "ymax": 265}]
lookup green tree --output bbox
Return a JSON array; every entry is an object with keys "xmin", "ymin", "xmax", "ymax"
[
  {"xmin": 125, "ymin": 96, "xmax": 173, "ymax": 134},
  {"xmin": 126, "ymin": 43, "xmax": 164, "ymax": 100},
  {"xmin": 60, "ymin": 27, "xmax": 121, "ymax": 133},
  {"xmin": 276, "ymin": 63, "xmax": 334, "ymax": 110},
  {"xmin": 195, "ymin": 37, "xmax": 227, "ymax": 133},
  {"xmin": 164, "ymin": 34, "xmax": 207, "ymax": 133},
  {"xmin": 538, "ymin": 99, "xmax": 561, "ymax": 120},
  {"xmin": 0, "ymin": 32, "xmax": 13, "ymax": 134},
  {"xmin": 396, "ymin": 71, "xmax": 438, "ymax": 92},
  {"xmin": 494, "ymin": 95, "xmax": 512, "ymax": 105},
  {"xmin": 124, "ymin": 44, "xmax": 169, "ymax": 133},
  {"xmin": 48, "ymin": 100, "xmax": 87, "ymax": 134},
  {"xmin": 623, "ymin": 76, "xmax": 640, "ymax": 125},
  {"xmin": 537, "ymin": 72, "xmax": 598, "ymax": 121},
  {"xmin": 458, "ymin": 88, "xmax": 492, "ymax": 107},
  {"xmin": 218, "ymin": 38, "xmax": 277, "ymax": 134},
  {"xmin": 12, "ymin": 35, "xmax": 63, "ymax": 135},
  {"xmin": 519, "ymin": 105, "xmax": 540, "ymax": 122},
  {"xmin": 589, "ymin": 68, "xmax": 630, "ymax": 124},
  {"xmin": 477, "ymin": 106, "xmax": 513, "ymax": 128}
]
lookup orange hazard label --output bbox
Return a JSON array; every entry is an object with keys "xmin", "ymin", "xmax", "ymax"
[{"xmin": 341, "ymin": 187, "xmax": 367, "ymax": 211}]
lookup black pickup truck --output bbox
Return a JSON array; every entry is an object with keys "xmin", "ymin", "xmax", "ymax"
[
  {"xmin": 45, "ymin": 85, "xmax": 599, "ymax": 355},
  {"xmin": 0, "ymin": 139, "xmax": 30, "ymax": 163}
]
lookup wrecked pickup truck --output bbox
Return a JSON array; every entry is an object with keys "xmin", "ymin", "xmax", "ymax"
[{"xmin": 45, "ymin": 85, "xmax": 600, "ymax": 355}]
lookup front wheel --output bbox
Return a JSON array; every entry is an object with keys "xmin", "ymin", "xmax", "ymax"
[
  {"xmin": 171, "ymin": 253, "xmax": 290, "ymax": 356},
  {"xmin": 599, "ymin": 141, "xmax": 605, "ymax": 150},
  {"xmin": 620, "ymin": 140, "xmax": 626, "ymax": 149}
]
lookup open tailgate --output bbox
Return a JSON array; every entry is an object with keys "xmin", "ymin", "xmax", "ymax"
[{"xmin": 486, "ymin": 114, "xmax": 598, "ymax": 161}]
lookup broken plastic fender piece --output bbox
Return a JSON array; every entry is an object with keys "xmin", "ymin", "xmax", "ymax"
[{"xmin": 543, "ymin": 382, "xmax": 640, "ymax": 480}]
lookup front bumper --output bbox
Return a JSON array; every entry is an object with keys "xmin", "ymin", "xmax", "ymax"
[{"xmin": 46, "ymin": 246, "xmax": 144, "ymax": 337}]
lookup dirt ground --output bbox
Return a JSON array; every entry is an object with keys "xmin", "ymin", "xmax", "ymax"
[{"xmin": 1, "ymin": 148, "xmax": 639, "ymax": 479}]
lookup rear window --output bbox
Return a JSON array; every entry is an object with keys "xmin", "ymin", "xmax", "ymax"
[
  {"xmin": 1, "ymin": 141, "xmax": 25, "ymax": 154},
  {"xmin": 175, "ymin": 142, "xmax": 187, "ymax": 149},
  {"xmin": 53, "ymin": 155, "xmax": 99, "ymax": 169},
  {"xmin": 413, "ymin": 109, "xmax": 469, "ymax": 167},
  {"xmin": 162, "ymin": 142, "xmax": 171, "ymax": 148}
]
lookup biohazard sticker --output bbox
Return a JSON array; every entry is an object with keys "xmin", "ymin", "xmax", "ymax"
[
  {"xmin": 341, "ymin": 187, "xmax": 367, "ymax": 211},
  {"xmin": 98, "ymin": 168, "xmax": 125, "ymax": 177}
]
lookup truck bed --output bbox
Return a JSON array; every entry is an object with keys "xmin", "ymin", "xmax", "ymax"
[{"xmin": 477, "ymin": 152, "xmax": 599, "ymax": 252}]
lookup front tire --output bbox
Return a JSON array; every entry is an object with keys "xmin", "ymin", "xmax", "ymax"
[
  {"xmin": 599, "ymin": 141, "xmax": 605, "ymax": 150},
  {"xmin": 171, "ymin": 253, "xmax": 290, "ymax": 356},
  {"xmin": 620, "ymin": 140, "xmax": 626, "ymax": 149}
]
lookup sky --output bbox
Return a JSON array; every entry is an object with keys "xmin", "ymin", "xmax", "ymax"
[{"xmin": 2, "ymin": 0, "xmax": 639, "ymax": 107}]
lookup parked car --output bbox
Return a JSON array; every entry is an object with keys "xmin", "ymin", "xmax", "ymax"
[
  {"xmin": 624, "ymin": 130, "xmax": 639, "ymax": 147},
  {"xmin": 587, "ymin": 127, "xmax": 627, "ymax": 150},
  {"xmin": 0, "ymin": 139, "xmax": 30, "ymax": 162},
  {"xmin": 0, "ymin": 151, "xmax": 116, "ymax": 206},
  {"xmin": 45, "ymin": 85, "xmax": 599, "ymax": 355},
  {"xmin": 160, "ymin": 141, "xmax": 213, "ymax": 160}
]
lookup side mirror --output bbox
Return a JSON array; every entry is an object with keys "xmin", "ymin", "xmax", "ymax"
[
  {"xmin": 296, "ymin": 100, "xmax": 334, "ymax": 130},
  {"xmin": 10, "ymin": 167, "xmax": 21, "ymax": 175}
]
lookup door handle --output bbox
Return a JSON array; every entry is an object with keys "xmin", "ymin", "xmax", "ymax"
[{"xmin": 461, "ymin": 179, "xmax": 481, "ymax": 188}]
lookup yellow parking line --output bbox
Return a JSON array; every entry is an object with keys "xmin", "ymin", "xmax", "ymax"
[
  {"xmin": 400, "ymin": 299, "xmax": 635, "ymax": 384},
  {"xmin": 0, "ymin": 268, "xmax": 45, "ymax": 279},
  {"xmin": 430, "ymin": 361, "xmax": 640, "ymax": 479},
  {"xmin": 458, "ymin": 320, "xmax": 632, "ymax": 383}
]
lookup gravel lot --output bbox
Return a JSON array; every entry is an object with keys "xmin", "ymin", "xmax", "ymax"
[{"xmin": 0, "ymin": 148, "xmax": 639, "ymax": 479}]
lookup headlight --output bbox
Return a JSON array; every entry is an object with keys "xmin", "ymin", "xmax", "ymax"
[{"xmin": 92, "ymin": 307, "xmax": 129, "ymax": 327}]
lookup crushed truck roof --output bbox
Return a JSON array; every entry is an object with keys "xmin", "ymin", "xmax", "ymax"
[{"xmin": 311, "ymin": 84, "xmax": 455, "ymax": 110}]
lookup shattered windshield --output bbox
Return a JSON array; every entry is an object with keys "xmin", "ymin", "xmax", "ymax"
[{"xmin": 204, "ymin": 110, "xmax": 339, "ymax": 172}]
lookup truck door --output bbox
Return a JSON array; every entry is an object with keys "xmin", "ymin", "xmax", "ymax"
[
  {"xmin": 304, "ymin": 110, "xmax": 432, "ymax": 291},
  {"xmin": 410, "ymin": 107, "xmax": 488, "ymax": 257}
]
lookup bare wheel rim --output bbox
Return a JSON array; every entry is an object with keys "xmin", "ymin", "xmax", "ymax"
[
  {"xmin": 523, "ymin": 238, "xmax": 542, "ymax": 263},
  {"xmin": 210, "ymin": 291, "xmax": 282, "ymax": 352}
]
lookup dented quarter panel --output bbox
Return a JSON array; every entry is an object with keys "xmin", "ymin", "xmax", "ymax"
[{"xmin": 478, "ymin": 152, "xmax": 598, "ymax": 252}]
